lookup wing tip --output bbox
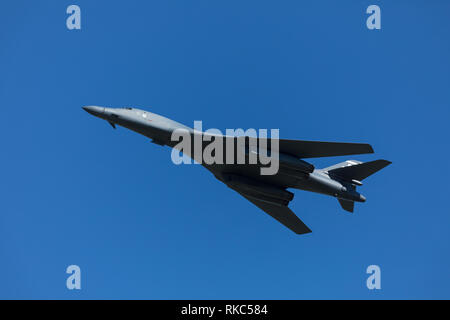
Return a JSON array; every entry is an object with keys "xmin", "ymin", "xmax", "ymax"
[
  {"xmin": 374, "ymin": 159, "xmax": 392, "ymax": 168},
  {"xmin": 295, "ymin": 227, "xmax": 312, "ymax": 235}
]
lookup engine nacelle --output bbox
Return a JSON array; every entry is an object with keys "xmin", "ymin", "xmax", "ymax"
[
  {"xmin": 223, "ymin": 174, "xmax": 294, "ymax": 202},
  {"xmin": 245, "ymin": 145, "xmax": 314, "ymax": 173}
]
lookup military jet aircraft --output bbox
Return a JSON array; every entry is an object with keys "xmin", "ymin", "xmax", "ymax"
[{"xmin": 83, "ymin": 106, "xmax": 390, "ymax": 234}]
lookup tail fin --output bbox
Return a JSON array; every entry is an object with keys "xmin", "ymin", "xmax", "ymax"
[
  {"xmin": 327, "ymin": 160, "xmax": 391, "ymax": 213},
  {"xmin": 323, "ymin": 160, "xmax": 362, "ymax": 172},
  {"xmin": 327, "ymin": 160, "xmax": 391, "ymax": 182}
]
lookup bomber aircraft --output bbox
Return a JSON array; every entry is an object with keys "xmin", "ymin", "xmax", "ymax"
[{"xmin": 83, "ymin": 106, "xmax": 390, "ymax": 234}]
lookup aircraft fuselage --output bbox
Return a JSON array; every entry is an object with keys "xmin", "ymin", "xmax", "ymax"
[{"xmin": 82, "ymin": 106, "xmax": 366, "ymax": 204}]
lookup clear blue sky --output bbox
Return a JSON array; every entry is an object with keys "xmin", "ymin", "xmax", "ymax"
[{"xmin": 1, "ymin": 1, "xmax": 449, "ymax": 299}]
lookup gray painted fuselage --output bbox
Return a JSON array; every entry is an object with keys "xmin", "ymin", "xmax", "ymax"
[
  {"xmin": 84, "ymin": 106, "xmax": 357, "ymax": 197},
  {"xmin": 83, "ymin": 106, "xmax": 389, "ymax": 234}
]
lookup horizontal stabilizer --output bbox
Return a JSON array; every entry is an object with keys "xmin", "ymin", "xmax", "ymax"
[
  {"xmin": 338, "ymin": 198, "xmax": 354, "ymax": 213},
  {"xmin": 329, "ymin": 159, "xmax": 391, "ymax": 182}
]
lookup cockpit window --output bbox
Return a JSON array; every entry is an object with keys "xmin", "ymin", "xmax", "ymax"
[{"xmin": 124, "ymin": 107, "xmax": 133, "ymax": 110}]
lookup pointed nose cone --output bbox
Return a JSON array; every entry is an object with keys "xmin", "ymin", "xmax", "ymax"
[
  {"xmin": 360, "ymin": 194, "xmax": 366, "ymax": 202},
  {"xmin": 82, "ymin": 106, "xmax": 105, "ymax": 117}
]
